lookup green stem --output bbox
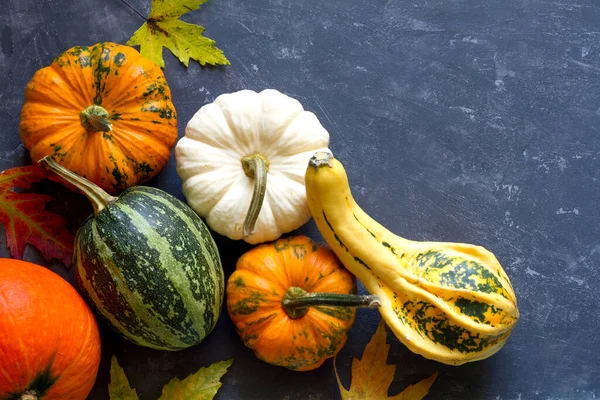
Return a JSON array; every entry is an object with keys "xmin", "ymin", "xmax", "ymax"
[
  {"xmin": 241, "ymin": 154, "xmax": 269, "ymax": 237},
  {"xmin": 282, "ymin": 287, "xmax": 381, "ymax": 319},
  {"xmin": 39, "ymin": 156, "xmax": 117, "ymax": 215},
  {"xmin": 80, "ymin": 105, "xmax": 112, "ymax": 132}
]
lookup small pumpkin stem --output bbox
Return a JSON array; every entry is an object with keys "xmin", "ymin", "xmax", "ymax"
[
  {"xmin": 282, "ymin": 287, "xmax": 381, "ymax": 319},
  {"xmin": 80, "ymin": 105, "xmax": 113, "ymax": 132},
  {"xmin": 241, "ymin": 154, "xmax": 269, "ymax": 237},
  {"xmin": 39, "ymin": 156, "xmax": 117, "ymax": 215},
  {"xmin": 20, "ymin": 390, "xmax": 38, "ymax": 400},
  {"xmin": 308, "ymin": 151, "xmax": 334, "ymax": 170}
]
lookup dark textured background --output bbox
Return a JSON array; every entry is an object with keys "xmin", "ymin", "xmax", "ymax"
[{"xmin": 1, "ymin": 0, "xmax": 599, "ymax": 399}]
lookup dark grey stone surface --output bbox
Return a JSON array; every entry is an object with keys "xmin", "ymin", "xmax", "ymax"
[{"xmin": 1, "ymin": 0, "xmax": 599, "ymax": 398}]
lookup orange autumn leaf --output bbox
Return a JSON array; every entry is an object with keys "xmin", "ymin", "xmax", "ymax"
[
  {"xmin": 0, "ymin": 165, "xmax": 74, "ymax": 266},
  {"xmin": 335, "ymin": 320, "xmax": 438, "ymax": 400}
]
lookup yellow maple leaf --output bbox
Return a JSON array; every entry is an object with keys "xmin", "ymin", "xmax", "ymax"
[
  {"xmin": 108, "ymin": 356, "xmax": 232, "ymax": 400},
  {"xmin": 126, "ymin": 0, "xmax": 230, "ymax": 68},
  {"xmin": 108, "ymin": 356, "xmax": 139, "ymax": 400},
  {"xmin": 157, "ymin": 359, "xmax": 233, "ymax": 400},
  {"xmin": 335, "ymin": 320, "xmax": 438, "ymax": 400}
]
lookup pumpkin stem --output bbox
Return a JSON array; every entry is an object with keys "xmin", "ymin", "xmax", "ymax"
[
  {"xmin": 20, "ymin": 390, "xmax": 38, "ymax": 400},
  {"xmin": 80, "ymin": 105, "xmax": 113, "ymax": 132},
  {"xmin": 308, "ymin": 151, "xmax": 334, "ymax": 170},
  {"xmin": 282, "ymin": 287, "xmax": 381, "ymax": 319},
  {"xmin": 241, "ymin": 154, "xmax": 270, "ymax": 237},
  {"xmin": 39, "ymin": 156, "xmax": 117, "ymax": 215}
]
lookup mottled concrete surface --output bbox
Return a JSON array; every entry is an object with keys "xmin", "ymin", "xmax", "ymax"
[{"xmin": 1, "ymin": 0, "xmax": 599, "ymax": 398}]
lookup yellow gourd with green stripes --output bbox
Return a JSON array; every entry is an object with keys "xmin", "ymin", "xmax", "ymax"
[{"xmin": 305, "ymin": 151, "xmax": 519, "ymax": 365}]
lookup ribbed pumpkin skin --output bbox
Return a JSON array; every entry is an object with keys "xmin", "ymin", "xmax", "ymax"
[
  {"xmin": 20, "ymin": 42, "xmax": 177, "ymax": 194},
  {"xmin": 73, "ymin": 186, "xmax": 224, "ymax": 350},
  {"xmin": 0, "ymin": 259, "xmax": 101, "ymax": 399},
  {"xmin": 305, "ymin": 152, "xmax": 519, "ymax": 365},
  {"xmin": 227, "ymin": 236, "xmax": 357, "ymax": 371}
]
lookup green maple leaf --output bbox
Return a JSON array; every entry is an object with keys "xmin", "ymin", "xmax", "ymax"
[
  {"xmin": 158, "ymin": 359, "xmax": 233, "ymax": 400},
  {"xmin": 126, "ymin": 0, "xmax": 230, "ymax": 68},
  {"xmin": 108, "ymin": 356, "xmax": 139, "ymax": 400},
  {"xmin": 108, "ymin": 356, "xmax": 232, "ymax": 400}
]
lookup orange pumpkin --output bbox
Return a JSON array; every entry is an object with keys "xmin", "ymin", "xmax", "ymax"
[
  {"xmin": 0, "ymin": 259, "xmax": 101, "ymax": 399},
  {"xmin": 227, "ymin": 236, "xmax": 380, "ymax": 371},
  {"xmin": 19, "ymin": 42, "xmax": 177, "ymax": 194}
]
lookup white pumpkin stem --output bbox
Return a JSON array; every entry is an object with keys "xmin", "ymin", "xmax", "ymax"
[
  {"xmin": 241, "ymin": 154, "xmax": 269, "ymax": 237},
  {"xmin": 39, "ymin": 156, "xmax": 117, "ymax": 215},
  {"xmin": 80, "ymin": 105, "xmax": 113, "ymax": 132}
]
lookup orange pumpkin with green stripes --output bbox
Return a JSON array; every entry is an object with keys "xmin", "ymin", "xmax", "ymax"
[
  {"xmin": 19, "ymin": 42, "xmax": 177, "ymax": 194},
  {"xmin": 226, "ymin": 236, "xmax": 380, "ymax": 371}
]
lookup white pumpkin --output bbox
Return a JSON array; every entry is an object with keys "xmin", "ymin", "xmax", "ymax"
[{"xmin": 175, "ymin": 89, "xmax": 330, "ymax": 244}]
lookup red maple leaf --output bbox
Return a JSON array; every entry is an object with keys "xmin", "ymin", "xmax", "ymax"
[{"xmin": 0, "ymin": 165, "xmax": 74, "ymax": 266}]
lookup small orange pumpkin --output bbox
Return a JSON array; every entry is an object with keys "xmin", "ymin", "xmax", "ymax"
[
  {"xmin": 227, "ymin": 236, "xmax": 379, "ymax": 371},
  {"xmin": 0, "ymin": 259, "xmax": 101, "ymax": 399},
  {"xmin": 19, "ymin": 42, "xmax": 177, "ymax": 194}
]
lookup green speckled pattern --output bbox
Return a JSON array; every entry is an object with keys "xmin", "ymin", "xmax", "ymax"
[{"xmin": 73, "ymin": 186, "xmax": 224, "ymax": 350}]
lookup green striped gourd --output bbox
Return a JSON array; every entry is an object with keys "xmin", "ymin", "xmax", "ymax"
[
  {"xmin": 40, "ymin": 156, "xmax": 224, "ymax": 351},
  {"xmin": 305, "ymin": 151, "xmax": 519, "ymax": 365}
]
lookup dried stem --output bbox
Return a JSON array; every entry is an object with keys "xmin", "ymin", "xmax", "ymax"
[{"xmin": 118, "ymin": 0, "xmax": 147, "ymax": 20}]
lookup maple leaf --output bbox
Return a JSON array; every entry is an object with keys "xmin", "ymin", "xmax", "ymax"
[
  {"xmin": 0, "ymin": 165, "xmax": 74, "ymax": 267},
  {"xmin": 158, "ymin": 359, "xmax": 233, "ymax": 400},
  {"xmin": 109, "ymin": 356, "xmax": 139, "ymax": 400},
  {"xmin": 335, "ymin": 320, "xmax": 438, "ymax": 400},
  {"xmin": 109, "ymin": 355, "xmax": 232, "ymax": 400},
  {"xmin": 126, "ymin": 0, "xmax": 230, "ymax": 68}
]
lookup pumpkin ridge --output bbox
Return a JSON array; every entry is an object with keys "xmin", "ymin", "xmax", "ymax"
[
  {"xmin": 206, "ymin": 174, "xmax": 252, "ymax": 222},
  {"xmin": 256, "ymin": 107, "xmax": 303, "ymax": 157},
  {"xmin": 28, "ymin": 127, "xmax": 82, "ymax": 163},
  {"xmin": 268, "ymin": 167, "xmax": 305, "ymax": 185},
  {"xmin": 264, "ymin": 179, "xmax": 311, "ymax": 234},
  {"xmin": 101, "ymin": 75, "xmax": 167, "ymax": 110},
  {"xmin": 0, "ymin": 289, "xmax": 22, "ymax": 390},
  {"xmin": 46, "ymin": 312, "xmax": 96, "ymax": 396},
  {"xmin": 184, "ymin": 109, "xmax": 244, "ymax": 153},
  {"xmin": 45, "ymin": 64, "xmax": 93, "ymax": 110},
  {"xmin": 82, "ymin": 132, "xmax": 123, "ymax": 187},
  {"xmin": 111, "ymin": 124, "xmax": 174, "ymax": 150},
  {"xmin": 215, "ymin": 100, "xmax": 256, "ymax": 156},
  {"xmin": 109, "ymin": 127, "xmax": 169, "ymax": 162},
  {"xmin": 179, "ymin": 173, "xmax": 237, "ymax": 229},
  {"xmin": 308, "ymin": 311, "xmax": 352, "ymax": 352},
  {"xmin": 89, "ymin": 43, "xmax": 112, "ymax": 106},
  {"xmin": 25, "ymin": 74, "xmax": 86, "ymax": 113},
  {"xmin": 20, "ymin": 102, "xmax": 83, "ymax": 122},
  {"xmin": 234, "ymin": 269, "xmax": 289, "ymax": 300}
]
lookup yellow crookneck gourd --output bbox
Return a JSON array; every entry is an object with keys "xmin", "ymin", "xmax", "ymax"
[{"xmin": 305, "ymin": 151, "xmax": 519, "ymax": 365}]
